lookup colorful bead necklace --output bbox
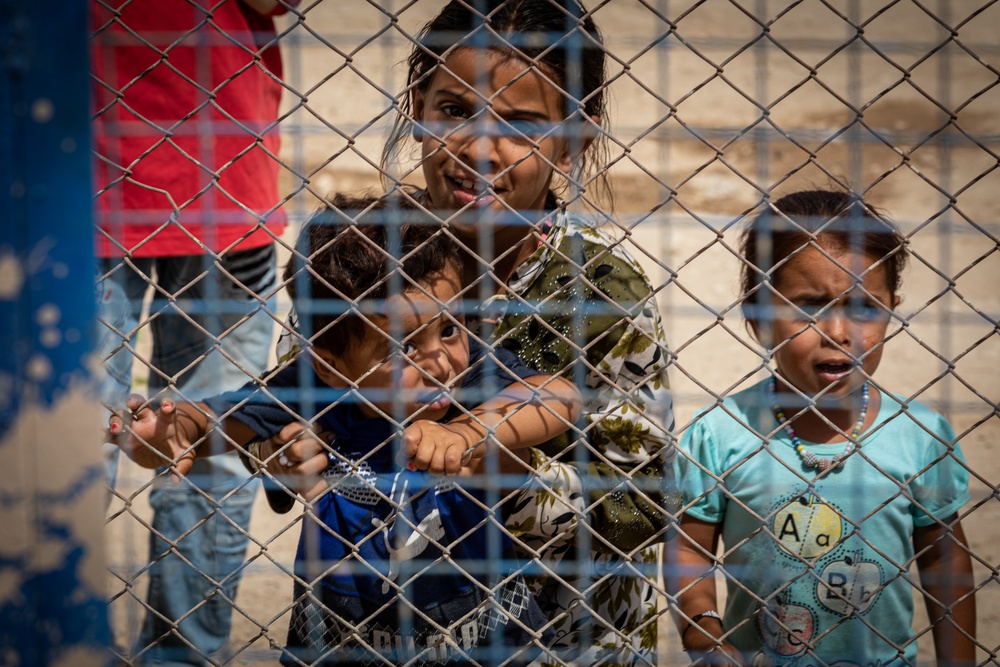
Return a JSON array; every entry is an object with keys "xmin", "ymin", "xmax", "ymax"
[{"xmin": 769, "ymin": 377, "xmax": 869, "ymax": 472}]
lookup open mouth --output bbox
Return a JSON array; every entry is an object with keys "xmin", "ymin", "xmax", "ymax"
[
  {"xmin": 448, "ymin": 176, "xmax": 497, "ymax": 207},
  {"xmin": 418, "ymin": 390, "xmax": 452, "ymax": 413},
  {"xmin": 449, "ymin": 175, "xmax": 480, "ymax": 191},
  {"xmin": 816, "ymin": 362, "xmax": 854, "ymax": 380}
]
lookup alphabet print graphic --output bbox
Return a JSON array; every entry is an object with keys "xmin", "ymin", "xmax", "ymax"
[
  {"xmin": 816, "ymin": 550, "xmax": 884, "ymax": 616},
  {"xmin": 770, "ymin": 493, "xmax": 844, "ymax": 560},
  {"xmin": 757, "ymin": 594, "xmax": 817, "ymax": 657}
]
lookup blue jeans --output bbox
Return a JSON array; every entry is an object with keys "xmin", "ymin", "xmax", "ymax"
[{"xmin": 98, "ymin": 245, "xmax": 276, "ymax": 666}]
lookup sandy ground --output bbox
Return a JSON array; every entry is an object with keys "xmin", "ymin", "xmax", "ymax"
[{"xmin": 106, "ymin": 1, "xmax": 999, "ymax": 664}]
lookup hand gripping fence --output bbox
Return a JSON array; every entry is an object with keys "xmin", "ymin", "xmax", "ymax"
[{"xmin": 95, "ymin": 1, "xmax": 999, "ymax": 665}]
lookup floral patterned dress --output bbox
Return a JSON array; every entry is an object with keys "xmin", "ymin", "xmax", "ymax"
[{"xmin": 485, "ymin": 209, "xmax": 677, "ymax": 666}]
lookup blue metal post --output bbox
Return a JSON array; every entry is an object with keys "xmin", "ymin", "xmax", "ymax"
[{"xmin": 0, "ymin": 0, "xmax": 110, "ymax": 663}]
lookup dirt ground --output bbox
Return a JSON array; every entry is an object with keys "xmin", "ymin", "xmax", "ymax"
[{"xmin": 106, "ymin": 1, "xmax": 999, "ymax": 664}]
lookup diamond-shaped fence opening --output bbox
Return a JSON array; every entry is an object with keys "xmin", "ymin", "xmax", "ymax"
[{"xmin": 95, "ymin": 1, "xmax": 998, "ymax": 665}]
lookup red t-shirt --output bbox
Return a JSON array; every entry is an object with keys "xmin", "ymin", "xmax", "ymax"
[{"xmin": 92, "ymin": 0, "xmax": 292, "ymax": 257}]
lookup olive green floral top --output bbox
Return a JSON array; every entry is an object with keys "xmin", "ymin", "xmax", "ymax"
[{"xmin": 487, "ymin": 209, "xmax": 677, "ymax": 666}]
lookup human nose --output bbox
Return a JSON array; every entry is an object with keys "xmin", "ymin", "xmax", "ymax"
[
  {"xmin": 819, "ymin": 308, "xmax": 852, "ymax": 350},
  {"xmin": 419, "ymin": 340, "xmax": 455, "ymax": 385},
  {"xmin": 453, "ymin": 115, "xmax": 499, "ymax": 176}
]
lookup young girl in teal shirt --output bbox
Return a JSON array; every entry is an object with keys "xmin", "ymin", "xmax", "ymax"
[{"xmin": 672, "ymin": 190, "xmax": 976, "ymax": 666}]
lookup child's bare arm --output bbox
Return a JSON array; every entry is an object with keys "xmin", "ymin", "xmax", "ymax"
[
  {"xmin": 914, "ymin": 516, "xmax": 977, "ymax": 667},
  {"xmin": 403, "ymin": 374, "xmax": 582, "ymax": 475},
  {"xmin": 109, "ymin": 393, "xmax": 257, "ymax": 478},
  {"xmin": 672, "ymin": 516, "xmax": 746, "ymax": 666}
]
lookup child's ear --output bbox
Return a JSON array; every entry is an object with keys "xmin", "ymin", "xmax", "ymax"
[
  {"xmin": 411, "ymin": 89, "xmax": 425, "ymax": 121},
  {"xmin": 410, "ymin": 90, "xmax": 427, "ymax": 141},
  {"xmin": 555, "ymin": 114, "xmax": 599, "ymax": 174},
  {"xmin": 740, "ymin": 300, "xmax": 761, "ymax": 342},
  {"xmin": 311, "ymin": 347, "xmax": 347, "ymax": 388}
]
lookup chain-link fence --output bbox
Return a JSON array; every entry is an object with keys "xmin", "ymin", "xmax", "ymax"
[{"xmin": 95, "ymin": 0, "xmax": 999, "ymax": 665}]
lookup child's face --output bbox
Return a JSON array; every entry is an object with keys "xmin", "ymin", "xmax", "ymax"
[
  {"xmin": 759, "ymin": 243, "xmax": 899, "ymax": 400},
  {"xmin": 413, "ymin": 47, "xmax": 588, "ymax": 218},
  {"xmin": 315, "ymin": 263, "xmax": 470, "ymax": 422}
]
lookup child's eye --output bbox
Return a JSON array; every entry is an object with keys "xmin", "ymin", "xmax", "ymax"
[
  {"xmin": 846, "ymin": 302, "xmax": 888, "ymax": 322},
  {"xmin": 794, "ymin": 303, "xmax": 825, "ymax": 320},
  {"xmin": 394, "ymin": 340, "xmax": 417, "ymax": 357},
  {"xmin": 504, "ymin": 118, "xmax": 544, "ymax": 139},
  {"xmin": 440, "ymin": 103, "xmax": 470, "ymax": 121},
  {"xmin": 441, "ymin": 324, "xmax": 460, "ymax": 340}
]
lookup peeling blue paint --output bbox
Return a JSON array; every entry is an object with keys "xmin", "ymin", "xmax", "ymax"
[
  {"xmin": 0, "ymin": 0, "xmax": 110, "ymax": 662},
  {"xmin": 1, "ymin": 0, "xmax": 95, "ymax": 437}
]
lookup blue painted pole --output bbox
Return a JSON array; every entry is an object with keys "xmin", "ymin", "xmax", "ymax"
[{"xmin": 0, "ymin": 0, "xmax": 110, "ymax": 664}]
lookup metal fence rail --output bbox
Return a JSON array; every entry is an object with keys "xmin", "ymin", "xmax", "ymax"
[{"xmin": 95, "ymin": 1, "xmax": 999, "ymax": 665}]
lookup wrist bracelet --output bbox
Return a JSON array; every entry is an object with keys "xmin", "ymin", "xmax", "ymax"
[
  {"xmin": 243, "ymin": 440, "xmax": 266, "ymax": 474},
  {"xmin": 682, "ymin": 610, "xmax": 723, "ymax": 643}
]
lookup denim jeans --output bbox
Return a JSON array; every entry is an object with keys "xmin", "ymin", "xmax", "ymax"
[{"xmin": 98, "ymin": 245, "xmax": 276, "ymax": 666}]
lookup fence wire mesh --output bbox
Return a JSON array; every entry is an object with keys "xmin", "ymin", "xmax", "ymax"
[{"xmin": 94, "ymin": 0, "xmax": 999, "ymax": 665}]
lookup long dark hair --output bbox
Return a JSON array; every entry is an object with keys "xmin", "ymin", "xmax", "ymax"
[{"xmin": 381, "ymin": 0, "xmax": 611, "ymax": 210}]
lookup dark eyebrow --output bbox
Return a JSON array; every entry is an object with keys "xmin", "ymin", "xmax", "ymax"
[
  {"xmin": 792, "ymin": 296, "xmax": 829, "ymax": 305},
  {"xmin": 435, "ymin": 87, "xmax": 553, "ymax": 121},
  {"xmin": 783, "ymin": 290, "xmax": 826, "ymax": 302},
  {"xmin": 434, "ymin": 87, "xmax": 484, "ymax": 108},
  {"xmin": 388, "ymin": 298, "xmax": 460, "ymax": 340},
  {"xmin": 790, "ymin": 290, "xmax": 882, "ymax": 307}
]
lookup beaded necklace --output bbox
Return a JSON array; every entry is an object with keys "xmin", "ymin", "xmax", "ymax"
[{"xmin": 769, "ymin": 377, "xmax": 869, "ymax": 472}]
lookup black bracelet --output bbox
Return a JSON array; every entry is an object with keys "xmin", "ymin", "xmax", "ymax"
[{"xmin": 682, "ymin": 610, "xmax": 723, "ymax": 642}]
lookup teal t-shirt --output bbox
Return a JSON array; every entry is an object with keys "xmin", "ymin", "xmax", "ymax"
[{"xmin": 677, "ymin": 379, "xmax": 970, "ymax": 667}]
